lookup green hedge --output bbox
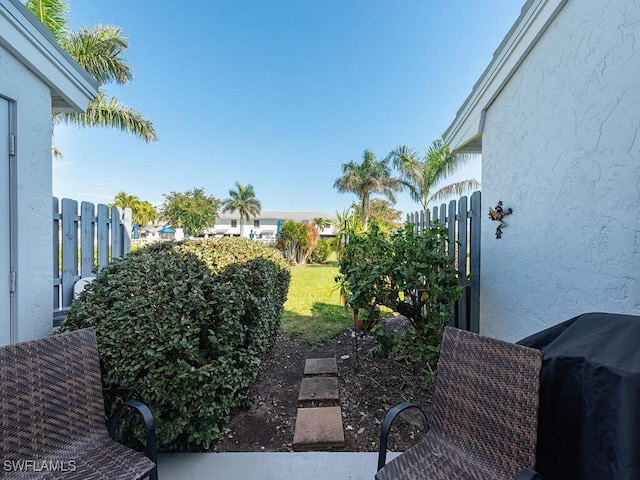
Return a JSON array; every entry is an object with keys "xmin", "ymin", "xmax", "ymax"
[{"xmin": 61, "ymin": 238, "xmax": 290, "ymax": 450}]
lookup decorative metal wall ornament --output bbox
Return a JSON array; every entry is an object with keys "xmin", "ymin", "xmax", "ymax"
[{"xmin": 488, "ymin": 201, "xmax": 513, "ymax": 239}]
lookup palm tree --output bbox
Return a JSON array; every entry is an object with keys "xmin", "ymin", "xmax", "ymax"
[
  {"xmin": 313, "ymin": 217, "xmax": 330, "ymax": 231},
  {"xmin": 25, "ymin": 0, "xmax": 158, "ymax": 155},
  {"xmin": 329, "ymin": 208, "xmax": 362, "ymax": 255},
  {"xmin": 387, "ymin": 138, "xmax": 479, "ymax": 216},
  {"xmin": 221, "ymin": 183, "xmax": 261, "ymax": 237},
  {"xmin": 112, "ymin": 191, "xmax": 157, "ymax": 226},
  {"xmin": 334, "ymin": 149, "xmax": 401, "ymax": 227}
]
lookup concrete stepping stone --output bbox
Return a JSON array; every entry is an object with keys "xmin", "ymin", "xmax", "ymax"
[
  {"xmin": 304, "ymin": 358, "xmax": 338, "ymax": 376},
  {"xmin": 293, "ymin": 406, "xmax": 345, "ymax": 450},
  {"xmin": 298, "ymin": 377, "xmax": 339, "ymax": 402}
]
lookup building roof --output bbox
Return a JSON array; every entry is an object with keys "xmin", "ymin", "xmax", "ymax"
[
  {"xmin": 216, "ymin": 210, "xmax": 337, "ymax": 222},
  {"xmin": 442, "ymin": 0, "xmax": 567, "ymax": 153},
  {"xmin": 0, "ymin": 0, "xmax": 97, "ymax": 112}
]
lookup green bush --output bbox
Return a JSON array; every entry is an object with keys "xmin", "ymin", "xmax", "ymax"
[
  {"xmin": 308, "ymin": 239, "xmax": 331, "ymax": 264},
  {"xmin": 339, "ymin": 222, "xmax": 464, "ymax": 383},
  {"xmin": 276, "ymin": 221, "xmax": 319, "ymax": 264},
  {"xmin": 61, "ymin": 238, "xmax": 290, "ymax": 451}
]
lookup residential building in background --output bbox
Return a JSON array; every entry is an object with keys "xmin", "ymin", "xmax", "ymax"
[{"xmin": 206, "ymin": 211, "xmax": 338, "ymax": 240}]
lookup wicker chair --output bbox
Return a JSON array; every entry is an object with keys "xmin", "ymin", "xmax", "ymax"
[
  {"xmin": 0, "ymin": 328, "xmax": 158, "ymax": 480},
  {"xmin": 376, "ymin": 326, "xmax": 543, "ymax": 480}
]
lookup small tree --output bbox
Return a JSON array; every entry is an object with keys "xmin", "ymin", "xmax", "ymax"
[
  {"xmin": 353, "ymin": 198, "xmax": 402, "ymax": 233},
  {"xmin": 339, "ymin": 222, "xmax": 465, "ymax": 381},
  {"xmin": 161, "ymin": 188, "xmax": 220, "ymax": 237}
]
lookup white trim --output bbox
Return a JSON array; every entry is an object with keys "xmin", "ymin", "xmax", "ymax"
[
  {"xmin": 443, "ymin": 0, "xmax": 568, "ymax": 152},
  {"xmin": 0, "ymin": 0, "xmax": 97, "ymax": 112}
]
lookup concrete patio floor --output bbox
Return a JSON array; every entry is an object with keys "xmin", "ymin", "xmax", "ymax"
[{"xmin": 157, "ymin": 451, "xmax": 400, "ymax": 480}]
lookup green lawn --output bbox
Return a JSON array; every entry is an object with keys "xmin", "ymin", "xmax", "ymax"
[{"xmin": 281, "ymin": 261, "xmax": 352, "ymax": 344}]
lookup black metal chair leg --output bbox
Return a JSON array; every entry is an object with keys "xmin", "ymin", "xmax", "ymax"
[
  {"xmin": 109, "ymin": 400, "xmax": 158, "ymax": 480},
  {"xmin": 377, "ymin": 401, "xmax": 429, "ymax": 471}
]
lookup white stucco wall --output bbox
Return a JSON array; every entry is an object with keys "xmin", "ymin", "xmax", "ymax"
[
  {"xmin": 0, "ymin": 43, "xmax": 54, "ymax": 342},
  {"xmin": 480, "ymin": 0, "xmax": 640, "ymax": 341}
]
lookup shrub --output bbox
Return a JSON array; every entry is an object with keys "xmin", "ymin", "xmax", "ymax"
[
  {"xmin": 308, "ymin": 239, "xmax": 331, "ymax": 264},
  {"xmin": 61, "ymin": 238, "xmax": 290, "ymax": 451},
  {"xmin": 276, "ymin": 221, "xmax": 319, "ymax": 264},
  {"xmin": 338, "ymin": 222, "xmax": 464, "ymax": 382}
]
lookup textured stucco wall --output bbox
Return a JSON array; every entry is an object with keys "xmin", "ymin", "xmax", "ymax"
[
  {"xmin": 480, "ymin": 0, "xmax": 640, "ymax": 341},
  {"xmin": 0, "ymin": 43, "xmax": 54, "ymax": 342}
]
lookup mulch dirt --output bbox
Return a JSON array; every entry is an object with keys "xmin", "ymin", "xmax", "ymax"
[{"xmin": 212, "ymin": 317, "xmax": 433, "ymax": 453}]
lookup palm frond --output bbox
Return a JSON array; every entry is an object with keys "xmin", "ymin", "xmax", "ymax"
[
  {"xmin": 57, "ymin": 89, "xmax": 158, "ymax": 142},
  {"xmin": 25, "ymin": 0, "xmax": 68, "ymax": 42},
  {"xmin": 429, "ymin": 180, "xmax": 480, "ymax": 205},
  {"xmin": 62, "ymin": 25, "xmax": 133, "ymax": 85}
]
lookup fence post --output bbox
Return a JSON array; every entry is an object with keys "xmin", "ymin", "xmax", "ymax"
[
  {"xmin": 457, "ymin": 196, "xmax": 469, "ymax": 331},
  {"xmin": 122, "ymin": 207, "xmax": 132, "ymax": 254},
  {"xmin": 60, "ymin": 198, "xmax": 79, "ymax": 308},
  {"xmin": 111, "ymin": 206, "xmax": 123, "ymax": 259},
  {"xmin": 80, "ymin": 202, "xmax": 95, "ymax": 277},
  {"xmin": 53, "ymin": 198, "xmax": 61, "ymax": 310},
  {"xmin": 439, "ymin": 203, "xmax": 447, "ymax": 224},
  {"xmin": 448, "ymin": 200, "xmax": 456, "ymax": 260},
  {"xmin": 97, "ymin": 203, "xmax": 109, "ymax": 270},
  {"xmin": 469, "ymin": 191, "xmax": 482, "ymax": 333}
]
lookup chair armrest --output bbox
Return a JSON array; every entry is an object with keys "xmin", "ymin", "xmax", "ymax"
[
  {"xmin": 108, "ymin": 400, "xmax": 158, "ymax": 480},
  {"xmin": 516, "ymin": 467, "xmax": 542, "ymax": 479},
  {"xmin": 377, "ymin": 401, "xmax": 429, "ymax": 471}
]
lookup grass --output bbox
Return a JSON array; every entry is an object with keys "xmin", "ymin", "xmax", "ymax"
[{"xmin": 281, "ymin": 257, "xmax": 353, "ymax": 345}]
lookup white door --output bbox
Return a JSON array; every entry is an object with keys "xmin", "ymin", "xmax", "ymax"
[{"xmin": 0, "ymin": 98, "xmax": 10, "ymax": 346}]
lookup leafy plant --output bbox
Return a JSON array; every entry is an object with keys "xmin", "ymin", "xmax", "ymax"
[
  {"xmin": 353, "ymin": 198, "xmax": 403, "ymax": 233},
  {"xmin": 276, "ymin": 221, "xmax": 318, "ymax": 264},
  {"xmin": 329, "ymin": 208, "xmax": 363, "ymax": 258},
  {"xmin": 339, "ymin": 222, "xmax": 465, "ymax": 381},
  {"xmin": 61, "ymin": 238, "xmax": 290, "ymax": 451},
  {"xmin": 308, "ymin": 239, "xmax": 331, "ymax": 264},
  {"xmin": 161, "ymin": 188, "xmax": 220, "ymax": 237}
]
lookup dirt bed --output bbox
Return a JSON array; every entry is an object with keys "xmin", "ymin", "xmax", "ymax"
[{"xmin": 213, "ymin": 317, "xmax": 433, "ymax": 453}]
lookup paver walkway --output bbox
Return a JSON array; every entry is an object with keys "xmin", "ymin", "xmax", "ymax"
[
  {"xmin": 292, "ymin": 357, "xmax": 345, "ymax": 451},
  {"xmin": 298, "ymin": 377, "xmax": 339, "ymax": 402},
  {"xmin": 303, "ymin": 357, "xmax": 338, "ymax": 375}
]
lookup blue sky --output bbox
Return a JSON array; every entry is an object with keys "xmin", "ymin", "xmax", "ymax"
[{"xmin": 53, "ymin": 1, "xmax": 523, "ymax": 217}]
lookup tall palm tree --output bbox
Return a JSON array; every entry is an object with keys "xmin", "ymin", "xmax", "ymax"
[
  {"xmin": 387, "ymin": 138, "xmax": 479, "ymax": 216},
  {"xmin": 334, "ymin": 149, "xmax": 401, "ymax": 227},
  {"xmin": 25, "ymin": 0, "xmax": 158, "ymax": 155},
  {"xmin": 221, "ymin": 183, "xmax": 261, "ymax": 237}
]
